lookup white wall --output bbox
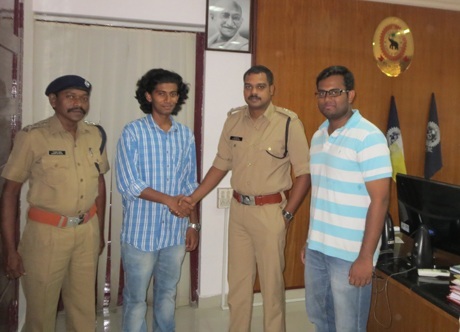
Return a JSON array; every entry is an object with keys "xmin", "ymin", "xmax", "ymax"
[{"xmin": 200, "ymin": 52, "xmax": 251, "ymax": 298}]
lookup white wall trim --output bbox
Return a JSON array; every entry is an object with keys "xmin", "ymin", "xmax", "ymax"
[
  {"xmin": 363, "ymin": 0, "xmax": 460, "ymax": 11},
  {"xmin": 34, "ymin": 13, "xmax": 205, "ymax": 32}
]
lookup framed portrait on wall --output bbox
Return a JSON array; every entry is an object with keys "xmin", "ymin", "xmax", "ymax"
[{"xmin": 206, "ymin": 0, "xmax": 252, "ymax": 53}]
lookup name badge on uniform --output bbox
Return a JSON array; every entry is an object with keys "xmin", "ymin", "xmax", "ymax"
[
  {"xmin": 230, "ymin": 136, "xmax": 243, "ymax": 141},
  {"xmin": 49, "ymin": 150, "xmax": 66, "ymax": 155}
]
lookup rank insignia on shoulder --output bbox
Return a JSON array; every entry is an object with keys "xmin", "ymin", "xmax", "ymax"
[
  {"xmin": 277, "ymin": 108, "xmax": 298, "ymax": 120},
  {"xmin": 22, "ymin": 120, "xmax": 48, "ymax": 132},
  {"xmin": 49, "ymin": 150, "xmax": 66, "ymax": 155},
  {"xmin": 227, "ymin": 105, "xmax": 247, "ymax": 116}
]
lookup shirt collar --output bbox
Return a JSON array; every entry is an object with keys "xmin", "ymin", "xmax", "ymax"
[
  {"xmin": 320, "ymin": 109, "xmax": 361, "ymax": 131},
  {"xmin": 264, "ymin": 103, "xmax": 276, "ymax": 120},
  {"xmin": 147, "ymin": 114, "xmax": 178, "ymax": 132},
  {"xmin": 49, "ymin": 114, "xmax": 88, "ymax": 135},
  {"xmin": 242, "ymin": 102, "xmax": 275, "ymax": 120}
]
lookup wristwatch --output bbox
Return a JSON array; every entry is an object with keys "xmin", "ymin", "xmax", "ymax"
[
  {"xmin": 188, "ymin": 223, "xmax": 201, "ymax": 232},
  {"xmin": 282, "ymin": 209, "xmax": 294, "ymax": 222}
]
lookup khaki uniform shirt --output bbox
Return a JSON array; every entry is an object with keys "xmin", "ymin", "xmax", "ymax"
[
  {"xmin": 1, "ymin": 115, "xmax": 110, "ymax": 216},
  {"xmin": 213, "ymin": 103, "xmax": 310, "ymax": 195}
]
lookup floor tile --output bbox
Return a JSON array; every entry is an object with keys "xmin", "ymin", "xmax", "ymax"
[{"xmin": 56, "ymin": 300, "xmax": 315, "ymax": 331}]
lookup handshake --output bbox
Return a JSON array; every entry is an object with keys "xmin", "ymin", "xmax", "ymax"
[{"xmin": 168, "ymin": 195, "xmax": 196, "ymax": 218}]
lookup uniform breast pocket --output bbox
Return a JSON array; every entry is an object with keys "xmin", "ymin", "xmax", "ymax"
[
  {"xmin": 264, "ymin": 139, "xmax": 287, "ymax": 160},
  {"xmin": 40, "ymin": 156, "xmax": 70, "ymax": 185},
  {"xmin": 230, "ymin": 139, "xmax": 246, "ymax": 160}
]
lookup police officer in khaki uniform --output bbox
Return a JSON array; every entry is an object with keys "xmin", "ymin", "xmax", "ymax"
[
  {"xmin": 0, "ymin": 75, "xmax": 109, "ymax": 331},
  {"xmin": 186, "ymin": 65, "xmax": 311, "ymax": 332}
]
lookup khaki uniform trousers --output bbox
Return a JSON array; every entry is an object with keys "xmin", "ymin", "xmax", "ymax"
[
  {"xmin": 227, "ymin": 198, "xmax": 287, "ymax": 332},
  {"xmin": 19, "ymin": 215, "xmax": 100, "ymax": 332}
]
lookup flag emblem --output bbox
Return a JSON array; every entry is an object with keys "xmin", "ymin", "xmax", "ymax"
[
  {"xmin": 386, "ymin": 127, "xmax": 401, "ymax": 145},
  {"xmin": 426, "ymin": 121, "xmax": 441, "ymax": 152}
]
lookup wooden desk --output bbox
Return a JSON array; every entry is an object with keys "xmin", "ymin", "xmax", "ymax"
[
  {"xmin": 367, "ymin": 233, "xmax": 460, "ymax": 331},
  {"xmin": 367, "ymin": 268, "xmax": 459, "ymax": 331}
]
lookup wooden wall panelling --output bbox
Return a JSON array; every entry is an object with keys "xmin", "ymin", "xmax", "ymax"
[{"xmin": 253, "ymin": 0, "xmax": 460, "ymax": 290}]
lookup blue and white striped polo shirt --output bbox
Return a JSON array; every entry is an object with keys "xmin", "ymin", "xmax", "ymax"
[{"xmin": 307, "ymin": 110, "xmax": 392, "ymax": 263}]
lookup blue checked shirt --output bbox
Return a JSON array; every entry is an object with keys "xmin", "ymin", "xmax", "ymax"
[{"xmin": 115, "ymin": 115, "xmax": 198, "ymax": 251}]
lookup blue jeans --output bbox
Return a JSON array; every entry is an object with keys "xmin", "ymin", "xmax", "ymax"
[
  {"xmin": 304, "ymin": 248, "xmax": 371, "ymax": 332},
  {"xmin": 121, "ymin": 243, "xmax": 186, "ymax": 332}
]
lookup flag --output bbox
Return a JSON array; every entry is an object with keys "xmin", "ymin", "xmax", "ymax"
[
  {"xmin": 424, "ymin": 93, "xmax": 442, "ymax": 179},
  {"xmin": 386, "ymin": 96, "xmax": 406, "ymax": 181}
]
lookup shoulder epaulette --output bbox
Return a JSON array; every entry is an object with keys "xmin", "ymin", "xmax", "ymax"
[
  {"xmin": 227, "ymin": 105, "xmax": 247, "ymax": 117},
  {"xmin": 275, "ymin": 107, "xmax": 299, "ymax": 120},
  {"xmin": 22, "ymin": 119, "xmax": 49, "ymax": 132}
]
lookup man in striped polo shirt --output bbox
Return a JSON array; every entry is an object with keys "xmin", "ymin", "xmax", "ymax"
[{"xmin": 302, "ymin": 65, "xmax": 392, "ymax": 332}]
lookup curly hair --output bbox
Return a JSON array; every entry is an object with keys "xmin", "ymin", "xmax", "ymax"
[{"xmin": 135, "ymin": 68, "xmax": 190, "ymax": 115}]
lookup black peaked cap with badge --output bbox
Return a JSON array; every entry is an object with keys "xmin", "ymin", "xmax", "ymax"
[{"xmin": 45, "ymin": 75, "xmax": 92, "ymax": 96}]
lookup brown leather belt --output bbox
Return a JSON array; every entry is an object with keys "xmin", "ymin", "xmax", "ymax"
[
  {"xmin": 233, "ymin": 190, "xmax": 288, "ymax": 206},
  {"xmin": 28, "ymin": 204, "xmax": 97, "ymax": 228}
]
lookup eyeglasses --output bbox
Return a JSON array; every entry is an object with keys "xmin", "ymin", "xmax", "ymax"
[{"xmin": 315, "ymin": 89, "xmax": 349, "ymax": 99}]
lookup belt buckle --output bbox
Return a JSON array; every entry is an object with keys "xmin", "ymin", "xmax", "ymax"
[
  {"xmin": 241, "ymin": 195, "xmax": 255, "ymax": 206},
  {"xmin": 66, "ymin": 215, "xmax": 84, "ymax": 227}
]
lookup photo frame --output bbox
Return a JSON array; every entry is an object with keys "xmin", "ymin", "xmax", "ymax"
[{"xmin": 206, "ymin": 0, "xmax": 252, "ymax": 53}]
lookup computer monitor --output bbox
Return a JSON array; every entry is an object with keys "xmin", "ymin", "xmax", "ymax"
[{"xmin": 396, "ymin": 174, "xmax": 460, "ymax": 267}]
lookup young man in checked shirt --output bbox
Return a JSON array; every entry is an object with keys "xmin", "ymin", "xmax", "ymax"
[{"xmin": 115, "ymin": 69, "xmax": 199, "ymax": 332}]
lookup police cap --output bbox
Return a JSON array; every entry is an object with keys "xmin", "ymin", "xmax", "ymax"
[{"xmin": 45, "ymin": 75, "xmax": 92, "ymax": 96}]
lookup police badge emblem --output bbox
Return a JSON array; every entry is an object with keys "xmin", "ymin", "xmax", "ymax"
[{"xmin": 373, "ymin": 17, "xmax": 414, "ymax": 77}]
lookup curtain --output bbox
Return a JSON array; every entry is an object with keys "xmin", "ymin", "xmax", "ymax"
[{"xmin": 32, "ymin": 21, "xmax": 196, "ymax": 308}]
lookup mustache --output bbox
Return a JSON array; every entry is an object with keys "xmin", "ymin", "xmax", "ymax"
[
  {"xmin": 67, "ymin": 107, "xmax": 86, "ymax": 114},
  {"xmin": 249, "ymin": 95, "xmax": 260, "ymax": 99}
]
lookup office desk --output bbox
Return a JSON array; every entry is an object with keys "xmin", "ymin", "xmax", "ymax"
[{"xmin": 367, "ymin": 236, "xmax": 460, "ymax": 331}]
